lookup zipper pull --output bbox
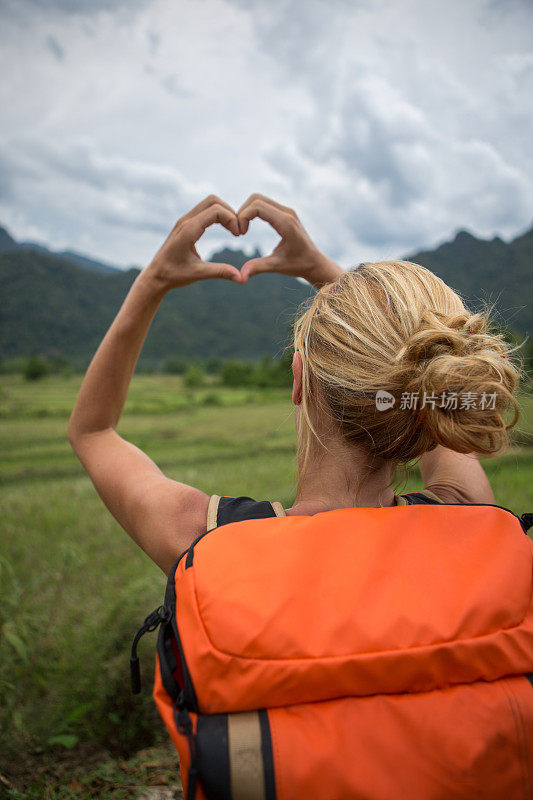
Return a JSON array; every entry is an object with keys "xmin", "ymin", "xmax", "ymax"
[
  {"xmin": 176, "ymin": 690, "xmax": 193, "ymax": 736},
  {"xmin": 130, "ymin": 605, "xmax": 170, "ymax": 694},
  {"xmin": 520, "ymin": 513, "xmax": 533, "ymax": 534}
]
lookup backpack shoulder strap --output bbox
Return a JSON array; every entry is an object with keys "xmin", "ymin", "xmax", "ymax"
[
  {"xmin": 520, "ymin": 513, "xmax": 533, "ymax": 533},
  {"xmin": 207, "ymin": 495, "xmax": 282, "ymax": 531},
  {"xmin": 398, "ymin": 490, "xmax": 444, "ymax": 506}
]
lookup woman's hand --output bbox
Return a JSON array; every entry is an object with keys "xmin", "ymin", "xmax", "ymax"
[
  {"xmin": 145, "ymin": 195, "xmax": 243, "ymax": 290},
  {"xmin": 237, "ymin": 194, "xmax": 344, "ymax": 289}
]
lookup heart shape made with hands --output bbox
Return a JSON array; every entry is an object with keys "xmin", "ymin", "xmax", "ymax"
[{"xmin": 164, "ymin": 192, "xmax": 320, "ymax": 287}]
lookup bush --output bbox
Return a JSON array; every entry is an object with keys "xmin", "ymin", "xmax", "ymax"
[
  {"xmin": 24, "ymin": 357, "xmax": 51, "ymax": 381},
  {"xmin": 1, "ymin": 354, "xmax": 74, "ymax": 376},
  {"xmin": 162, "ymin": 357, "xmax": 188, "ymax": 375},
  {"xmin": 204, "ymin": 357, "xmax": 223, "ymax": 375},
  {"xmin": 48, "ymin": 355, "xmax": 73, "ymax": 377},
  {"xmin": 220, "ymin": 361, "xmax": 254, "ymax": 387},
  {"xmin": 183, "ymin": 364, "xmax": 205, "ymax": 388},
  {"xmin": 250, "ymin": 353, "xmax": 293, "ymax": 388},
  {"xmin": 0, "ymin": 357, "xmax": 28, "ymax": 374},
  {"xmin": 201, "ymin": 392, "xmax": 222, "ymax": 406},
  {"xmin": 219, "ymin": 355, "xmax": 293, "ymax": 388}
]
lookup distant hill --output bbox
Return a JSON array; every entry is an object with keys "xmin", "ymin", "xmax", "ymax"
[
  {"xmin": 407, "ymin": 227, "xmax": 533, "ymax": 333},
  {"xmin": 0, "ymin": 240, "xmax": 313, "ymax": 366},
  {"xmin": 0, "ymin": 226, "xmax": 16, "ymax": 250},
  {"xmin": 0, "ymin": 225, "xmax": 121, "ymax": 275},
  {"xmin": 0, "ymin": 222, "xmax": 531, "ymax": 367}
]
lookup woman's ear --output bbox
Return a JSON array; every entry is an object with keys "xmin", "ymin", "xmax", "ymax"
[{"xmin": 292, "ymin": 350, "xmax": 303, "ymax": 406}]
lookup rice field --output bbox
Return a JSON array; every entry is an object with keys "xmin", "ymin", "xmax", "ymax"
[{"xmin": 1, "ymin": 373, "xmax": 532, "ymax": 798}]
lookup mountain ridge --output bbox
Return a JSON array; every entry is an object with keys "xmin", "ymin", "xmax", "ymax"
[
  {"xmin": 0, "ymin": 225, "xmax": 123, "ymax": 275},
  {"xmin": 0, "ymin": 221, "xmax": 531, "ymax": 366},
  {"xmin": 406, "ymin": 224, "xmax": 532, "ymax": 333}
]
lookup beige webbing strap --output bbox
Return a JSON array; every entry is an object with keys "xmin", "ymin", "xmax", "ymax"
[
  {"xmin": 228, "ymin": 711, "xmax": 266, "ymax": 800},
  {"xmin": 271, "ymin": 501, "xmax": 286, "ymax": 517},
  {"xmin": 206, "ymin": 494, "xmax": 221, "ymax": 531}
]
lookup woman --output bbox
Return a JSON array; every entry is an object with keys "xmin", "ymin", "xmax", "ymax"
[{"xmin": 68, "ymin": 193, "xmax": 520, "ymax": 576}]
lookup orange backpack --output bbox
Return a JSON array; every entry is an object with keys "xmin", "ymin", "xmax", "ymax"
[{"xmin": 131, "ymin": 499, "xmax": 533, "ymax": 800}]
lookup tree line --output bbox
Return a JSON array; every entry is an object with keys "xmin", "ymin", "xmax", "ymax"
[
  {"xmin": 1, "ymin": 331, "xmax": 531, "ymax": 388},
  {"xmin": 0, "ymin": 351, "xmax": 296, "ymax": 387}
]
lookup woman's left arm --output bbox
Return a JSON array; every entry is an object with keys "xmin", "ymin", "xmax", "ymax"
[{"xmin": 68, "ymin": 195, "xmax": 242, "ymax": 575}]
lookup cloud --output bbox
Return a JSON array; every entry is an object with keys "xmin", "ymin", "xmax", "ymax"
[
  {"xmin": 45, "ymin": 35, "xmax": 65, "ymax": 61},
  {"xmin": 262, "ymin": 59, "xmax": 532, "ymax": 259},
  {"xmin": 0, "ymin": 0, "xmax": 532, "ymax": 267},
  {"xmin": 13, "ymin": 0, "xmax": 148, "ymax": 14},
  {"xmin": 0, "ymin": 135, "xmax": 215, "ymax": 258},
  {"xmin": 246, "ymin": 0, "xmax": 533, "ymax": 260},
  {"xmin": 226, "ymin": 0, "xmax": 359, "ymax": 84}
]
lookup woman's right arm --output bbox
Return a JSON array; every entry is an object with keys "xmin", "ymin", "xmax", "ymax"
[{"xmin": 418, "ymin": 446, "xmax": 495, "ymax": 504}]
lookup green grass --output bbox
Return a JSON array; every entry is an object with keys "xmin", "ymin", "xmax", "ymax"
[{"xmin": 1, "ymin": 373, "xmax": 532, "ymax": 798}]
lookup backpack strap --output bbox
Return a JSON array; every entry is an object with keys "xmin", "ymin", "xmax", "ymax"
[
  {"xmin": 206, "ymin": 494, "xmax": 221, "ymax": 532},
  {"xmin": 207, "ymin": 495, "xmax": 284, "ymax": 531},
  {"xmin": 209, "ymin": 492, "xmax": 443, "ymax": 524},
  {"xmin": 520, "ymin": 513, "xmax": 533, "ymax": 533},
  {"xmin": 396, "ymin": 490, "xmax": 444, "ymax": 506}
]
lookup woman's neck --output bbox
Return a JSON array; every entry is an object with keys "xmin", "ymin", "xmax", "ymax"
[{"xmin": 287, "ymin": 441, "xmax": 396, "ymax": 516}]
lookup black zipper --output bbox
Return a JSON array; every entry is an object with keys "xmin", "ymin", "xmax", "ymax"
[
  {"xmin": 166, "ymin": 554, "xmax": 199, "ymax": 712},
  {"xmin": 130, "ymin": 547, "xmax": 199, "ymax": 713},
  {"xmin": 130, "ymin": 556, "xmax": 200, "ymax": 799},
  {"xmin": 130, "ymin": 605, "xmax": 171, "ymax": 694},
  {"xmin": 156, "ymin": 617, "xmax": 179, "ymax": 703},
  {"xmin": 174, "ymin": 690, "xmax": 199, "ymax": 800}
]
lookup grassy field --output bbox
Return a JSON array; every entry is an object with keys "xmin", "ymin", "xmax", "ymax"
[{"xmin": 1, "ymin": 373, "xmax": 532, "ymax": 799}]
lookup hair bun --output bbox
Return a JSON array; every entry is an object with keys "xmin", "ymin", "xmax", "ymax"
[
  {"xmin": 394, "ymin": 312, "xmax": 488, "ymax": 365},
  {"xmin": 395, "ymin": 313, "xmax": 520, "ymax": 456}
]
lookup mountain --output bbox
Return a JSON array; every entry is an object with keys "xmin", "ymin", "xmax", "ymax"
[
  {"xmin": 0, "ymin": 226, "xmax": 120, "ymax": 274},
  {"xmin": 52, "ymin": 250, "xmax": 121, "ymax": 275},
  {"xmin": 0, "ymin": 222, "xmax": 531, "ymax": 367},
  {"xmin": 0, "ymin": 243, "xmax": 313, "ymax": 366},
  {"xmin": 406, "ymin": 227, "xmax": 533, "ymax": 333},
  {"xmin": 0, "ymin": 226, "xmax": 16, "ymax": 251}
]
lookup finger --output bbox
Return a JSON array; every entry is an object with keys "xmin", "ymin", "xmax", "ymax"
[
  {"xmin": 176, "ymin": 194, "xmax": 239, "ymax": 236},
  {"xmin": 197, "ymin": 261, "xmax": 243, "ymax": 284},
  {"xmin": 238, "ymin": 193, "xmax": 298, "ymax": 220},
  {"xmin": 188, "ymin": 203, "xmax": 240, "ymax": 239},
  {"xmin": 237, "ymin": 194, "xmax": 272, "ymax": 233},
  {"xmin": 181, "ymin": 194, "xmax": 235, "ymax": 222},
  {"xmin": 237, "ymin": 198, "xmax": 293, "ymax": 237},
  {"xmin": 240, "ymin": 255, "xmax": 280, "ymax": 283}
]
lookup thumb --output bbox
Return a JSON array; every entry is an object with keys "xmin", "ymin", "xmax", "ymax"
[
  {"xmin": 240, "ymin": 255, "xmax": 278, "ymax": 284},
  {"xmin": 201, "ymin": 262, "xmax": 243, "ymax": 283}
]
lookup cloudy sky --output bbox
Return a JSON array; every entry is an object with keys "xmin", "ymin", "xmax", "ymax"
[{"xmin": 1, "ymin": 0, "xmax": 532, "ymax": 269}]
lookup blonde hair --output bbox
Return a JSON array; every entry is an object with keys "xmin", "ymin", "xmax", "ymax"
[{"xmin": 292, "ymin": 260, "xmax": 522, "ymax": 493}]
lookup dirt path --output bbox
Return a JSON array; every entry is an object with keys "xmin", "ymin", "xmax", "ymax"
[
  {"xmin": 136, "ymin": 789, "xmax": 183, "ymax": 800},
  {"xmin": 2, "ymin": 743, "xmax": 184, "ymax": 799}
]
